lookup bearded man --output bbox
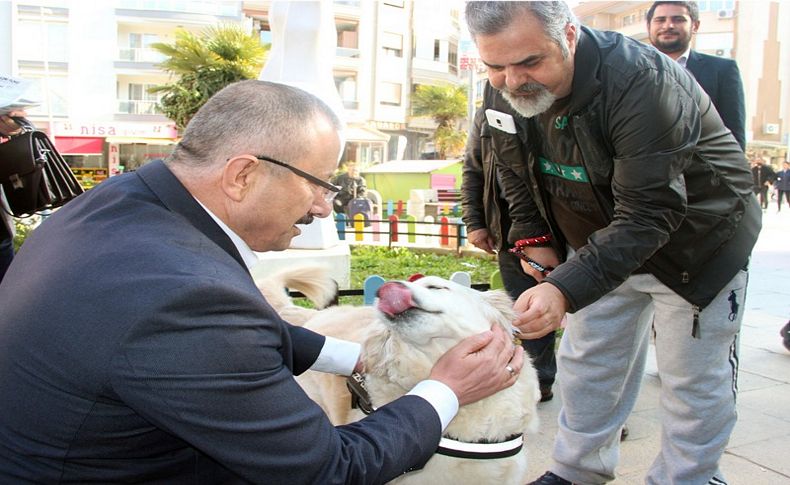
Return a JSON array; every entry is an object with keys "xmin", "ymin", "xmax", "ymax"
[
  {"xmin": 647, "ymin": 1, "xmax": 746, "ymax": 150},
  {"xmin": 466, "ymin": 2, "xmax": 760, "ymax": 484}
]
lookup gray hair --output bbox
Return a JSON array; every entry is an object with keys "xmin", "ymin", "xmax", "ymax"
[
  {"xmin": 167, "ymin": 80, "xmax": 341, "ymax": 171},
  {"xmin": 465, "ymin": 1, "xmax": 580, "ymax": 58}
]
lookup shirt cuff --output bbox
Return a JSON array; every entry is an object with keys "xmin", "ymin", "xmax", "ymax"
[
  {"xmin": 407, "ymin": 380, "xmax": 459, "ymax": 431},
  {"xmin": 310, "ymin": 337, "xmax": 360, "ymax": 375}
]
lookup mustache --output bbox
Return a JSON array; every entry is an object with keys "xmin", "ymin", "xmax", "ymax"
[
  {"xmin": 296, "ymin": 214, "xmax": 315, "ymax": 225},
  {"xmin": 511, "ymin": 82, "xmax": 547, "ymax": 95}
]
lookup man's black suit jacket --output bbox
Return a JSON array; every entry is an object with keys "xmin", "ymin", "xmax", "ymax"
[
  {"xmin": 686, "ymin": 50, "xmax": 746, "ymax": 150},
  {"xmin": 0, "ymin": 160, "xmax": 440, "ymax": 484}
]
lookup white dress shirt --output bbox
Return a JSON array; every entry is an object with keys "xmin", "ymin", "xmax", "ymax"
[
  {"xmin": 197, "ymin": 201, "xmax": 459, "ymax": 429},
  {"xmin": 676, "ymin": 45, "xmax": 692, "ymax": 68}
]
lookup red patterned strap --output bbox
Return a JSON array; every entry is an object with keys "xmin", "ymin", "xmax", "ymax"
[{"xmin": 513, "ymin": 234, "xmax": 553, "ymax": 249}]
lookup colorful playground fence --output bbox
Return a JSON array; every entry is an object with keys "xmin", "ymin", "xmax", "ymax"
[{"xmin": 334, "ymin": 213, "xmax": 468, "ymax": 252}]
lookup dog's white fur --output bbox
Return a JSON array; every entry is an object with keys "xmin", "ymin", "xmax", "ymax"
[{"xmin": 257, "ymin": 266, "xmax": 540, "ymax": 484}]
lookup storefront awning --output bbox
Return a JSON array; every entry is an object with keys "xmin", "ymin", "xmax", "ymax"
[
  {"xmin": 343, "ymin": 126, "xmax": 390, "ymax": 143},
  {"xmin": 54, "ymin": 136, "xmax": 104, "ymax": 154}
]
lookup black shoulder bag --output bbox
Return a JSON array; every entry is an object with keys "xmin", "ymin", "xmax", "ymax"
[{"xmin": 0, "ymin": 117, "xmax": 84, "ymax": 217}]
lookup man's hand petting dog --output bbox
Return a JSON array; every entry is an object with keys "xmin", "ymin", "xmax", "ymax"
[
  {"xmin": 429, "ymin": 324, "xmax": 524, "ymax": 406},
  {"xmin": 513, "ymin": 283, "xmax": 568, "ymax": 340}
]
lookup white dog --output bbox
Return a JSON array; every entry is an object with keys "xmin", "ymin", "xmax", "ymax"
[{"xmin": 257, "ymin": 267, "xmax": 540, "ymax": 484}]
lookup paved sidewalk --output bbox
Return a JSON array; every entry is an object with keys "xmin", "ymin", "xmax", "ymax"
[{"xmin": 525, "ymin": 209, "xmax": 790, "ymax": 484}]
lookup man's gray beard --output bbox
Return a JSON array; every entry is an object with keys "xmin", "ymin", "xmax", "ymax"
[{"xmin": 501, "ymin": 87, "xmax": 557, "ymax": 118}]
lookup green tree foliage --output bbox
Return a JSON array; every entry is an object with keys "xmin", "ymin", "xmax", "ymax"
[
  {"xmin": 411, "ymin": 84, "xmax": 468, "ymax": 158},
  {"xmin": 435, "ymin": 125, "xmax": 468, "ymax": 160},
  {"xmin": 149, "ymin": 25, "xmax": 268, "ymax": 130}
]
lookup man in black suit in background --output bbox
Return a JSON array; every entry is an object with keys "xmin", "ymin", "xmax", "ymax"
[
  {"xmin": 0, "ymin": 80, "xmax": 524, "ymax": 484},
  {"xmin": 647, "ymin": 1, "xmax": 746, "ymax": 150}
]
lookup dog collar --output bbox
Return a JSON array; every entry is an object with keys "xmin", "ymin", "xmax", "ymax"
[
  {"xmin": 348, "ymin": 374, "xmax": 524, "ymax": 460},
  {"xmin": 347, "ymin": 372, "xmax": 376, "ymax": 415},
  {"xmin": 436, "ymin": 433, "xmax": 523, "ymax": 460}
]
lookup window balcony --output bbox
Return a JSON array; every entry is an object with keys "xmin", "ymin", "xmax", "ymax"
[
  {"xmin": 334, "ymin": 0, "xmax": 361, "ymax": 7},
  {"xmin": 118, "ymin": 47, "xmax": 165, "ymax": 63},
  {"xmin": 117, "ymin": 99, "xmax": 161, "ymax": 115},
  {"xmin": 337, "ymin": 47, "xmax": 360, "ymax": 58},
  {"xmin": 117, "ymin": 0, "xmax": 240, "ymax": 17}
]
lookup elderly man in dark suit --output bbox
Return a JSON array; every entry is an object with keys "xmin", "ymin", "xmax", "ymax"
[
  {"xmin": 647, "ymin": 1, "xmax": 746, "ymax": 150},
  {"xmin": 0, "ymin": 80, "xmax": 524, "ymax": 484}
]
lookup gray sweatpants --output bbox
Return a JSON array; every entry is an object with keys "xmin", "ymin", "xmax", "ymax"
[{"xmin": 551, "ymin": 271, "xmax": 746, "ymax": 485}]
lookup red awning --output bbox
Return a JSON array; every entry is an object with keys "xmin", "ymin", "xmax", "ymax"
[{"xmin": 54, "ymin": 137, "xmax": 104, "ymax": 154}]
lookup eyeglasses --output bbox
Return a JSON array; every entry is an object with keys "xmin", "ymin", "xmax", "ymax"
[{"xmin": 256, "ymin": 155, "xmax": 341, "ymax": 204}]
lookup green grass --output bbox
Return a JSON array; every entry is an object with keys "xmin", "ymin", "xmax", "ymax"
[
  {"xmin": 349, "ymin": 245, "xmax": 498, "ymax": 288},
  {"xmin": 300, "ymin": 245, "xmax": 499, "ymax": 307}
]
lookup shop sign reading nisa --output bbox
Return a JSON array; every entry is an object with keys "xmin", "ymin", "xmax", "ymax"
[{"xmin": 53, "ymin": 122, "xmax": 177, "ymax": 139}]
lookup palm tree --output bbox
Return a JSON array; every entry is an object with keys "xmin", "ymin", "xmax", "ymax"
[
  {"xmin": 411, "ymin": 84, "xmax": 468, "ymax": 158},
  {"xmin": 149, "ymin": 25, "xmax": 268, "ymax": 130}
]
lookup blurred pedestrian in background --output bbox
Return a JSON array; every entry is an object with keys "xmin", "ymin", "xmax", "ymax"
[{"xmin": 774, "ymin": 160, "xmax": 790, "ymax": 212}]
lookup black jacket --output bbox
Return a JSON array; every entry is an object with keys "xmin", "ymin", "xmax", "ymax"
[
  {"xmin": 461, "ymin": 107, "xmax": 508, "ymax": 249},
  {"xmin": 0, "ymin": 160, "xmax": 439, "ymax": 484},
  {"xmin": 485, "ymin": 27, "xmax": 760, "ymax": 311},
  {"xmin": 686, "ymin": 50, "xmax": 746, "ymax": 150},
  {"xmin": 752, "ymin": 163, "xmax": 777, "ymax": 188}
]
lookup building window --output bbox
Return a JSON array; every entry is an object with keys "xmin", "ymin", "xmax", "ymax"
[
  {"xmin": 448, "ymin": 42, "xmax": 458, "ymax": 74},
  {"xmin": 118, "ymin": 83, "xmax": 160, "ymax": 115},
  {"xmin": 120, "ymin": 33, "xmax": 162, "ymax": 62},
  {"xmin": 697, "ymin": 1, "xmax": 735, "ymax": 12},
  {"xmin": 382, "ymin": 32, "xmax": 403, "ymax": 57},
  {"xmin": 433, "ymin": 39, "xmax": 441, "ymax": 61},
  {"xmin": 16, "ymin": 16, "xmax": 69, "ymax": 63},
  {"xmin": 379, "ymin": 82, "xmax": 402, "ymax": 106},
  {"xmin": 18, "ymin": 71, "xmax": 69, "ymax": 117},
  {"xmin": 254, "ymin": 19, "xmax": 272, "ymax": 45},
  {"xmin": 119, "ymin": 142, "xmax": 174, "ymax": 172},
  {"xmin": 117, "ymin": 0, "xmax": 238, "ymax": 17},
  {"xmin": 336, "ymin": 20, "xmax": 359, "ymax": 57},
  {"xmin": 334, "ymin": 72, "xmax": 358, "ymax": 109},
  {"xmin": 337, "ymin": 21, "xmax": 359, "ymax": 48}
]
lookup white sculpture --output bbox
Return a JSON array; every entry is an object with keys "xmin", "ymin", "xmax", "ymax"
[{"xmin": 259, "ymin": 0, "xmax": 345, "ymax": 249}]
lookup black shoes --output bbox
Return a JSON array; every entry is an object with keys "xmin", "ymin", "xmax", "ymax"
[
  {"xmin": 781, "ymin": 320, "xmax": 790, "ymax": 351},
  {"xmin": 527, "ymin": 471, "xmax": 573, "ymax": 485},
  {"xmin": 540, "ymin": 386, "xmax": 554, "ymax": 402}
]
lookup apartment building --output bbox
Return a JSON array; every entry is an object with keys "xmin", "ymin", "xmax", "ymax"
[
  {"xmin": 0, "ymin": 0, "xmax": 465, "ymax": 189},
  {"xmin": 0, "ymin": 0, "xmax": 248, "ymax": 187},
  {"xmin": 574, "ymin": 0, "xmax": 789, "ymax": 163},
  {"xmin": 244, "ymin": 0, "xmax": 464, "ymax": 164}
]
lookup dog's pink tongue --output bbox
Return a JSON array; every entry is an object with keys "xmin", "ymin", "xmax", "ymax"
[{"xmin": 376, "ymin": 282, "xmax": 415, "ymax": 317}]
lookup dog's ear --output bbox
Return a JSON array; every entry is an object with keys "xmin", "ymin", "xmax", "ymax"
[{"xmin": 482, "ymin": 289, "xmax": 517, "ymax": 321}]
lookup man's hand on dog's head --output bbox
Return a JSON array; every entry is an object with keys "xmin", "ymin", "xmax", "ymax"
[{"xmin": 429, "ymin": 324, "xmax": 525, "ymax": 406}]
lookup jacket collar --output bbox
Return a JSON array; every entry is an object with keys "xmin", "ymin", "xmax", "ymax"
[
  {"xmin": 568, "ymin": 26, "xmax": 602, "ymax": 114},
  {"xmin": 136, "ymin": 159, "xmax": 248, "ymax": 272}
]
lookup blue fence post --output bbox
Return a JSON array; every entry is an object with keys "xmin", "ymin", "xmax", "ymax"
[
  {"xmin": 363, "ymin": 275, "xmax": 385, "ymax": 306},
  {"xmin": 335, "ymin": 214, "xmax": 347, "ymax": 240},
  {"xmin": 458, "ymin": 223, "xmax": 467, "ymax": 249},
  {"xmin": 449, "ymin": 271, "xmax": 472, "ymax": 288}
]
